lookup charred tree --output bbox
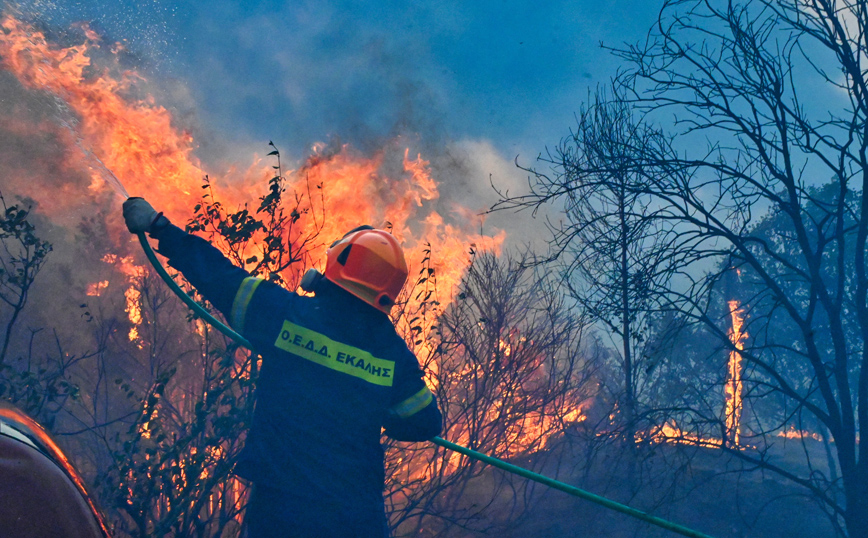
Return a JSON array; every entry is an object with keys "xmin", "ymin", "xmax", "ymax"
[{"xmin": 497, "ymin": 93, "xmax": 682, "ymax": 493}]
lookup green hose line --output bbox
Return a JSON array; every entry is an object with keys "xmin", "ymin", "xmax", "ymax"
[
  {"xmin": 137, "ymin": 232, "xmax": 252, "ymax": 349},
  {"xmin": 136, "ymin": 232, "xmax": 715, "ymax": 538},
  {"xmin": 430, "ymin": 437, "xmax": 715, "ymax": 538}
]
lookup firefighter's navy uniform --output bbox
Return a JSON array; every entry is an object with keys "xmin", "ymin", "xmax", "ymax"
[{"xmin": 151, "ymin": 223, "xmax": 442, "ymax": 538}]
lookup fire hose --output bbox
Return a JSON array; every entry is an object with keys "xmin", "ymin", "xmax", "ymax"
[{"xmin": 135, "ymin": 232, "xmax": 715, "ymax": 538}]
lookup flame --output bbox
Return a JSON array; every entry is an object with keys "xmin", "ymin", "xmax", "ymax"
[
  {"xmin": 777, "ymin": 427, "xmax": 825, "ymax": 442},
  {"xmin": 124, "ymin": 286, "xmax": 142, "ymax": 342},
  {"xmin": 101, "ymin": 254, "xmax": 147, "ymax": 343},
  {"xmin": 86, "ymin": 280, "xmax": 109, "ymax": 296},
  {"xmin": 0, "ymin": 15, "xmax": 503, "ymax": 320},
  {"xmin": 633, "ymin": 301, "xmax": 750, "ymax": 451},
  {"xmin": 0, "ymin": 16, "xmax": 203, "ymax": 220},
  {"xmin": 725, "ymin": 300, "xmax": 747, "ymax": 446},
  {"xmin": 639, "ymin": 421, "xmax": 723, "ymax": 449},
  {"xmin": 103, "ymin": 254, "xmax": 142, "ymax": 277}
]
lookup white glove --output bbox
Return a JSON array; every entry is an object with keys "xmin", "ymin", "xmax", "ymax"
[{"xmin": 122, "ymin": 197, "xmax": 161, "ymax": 234}]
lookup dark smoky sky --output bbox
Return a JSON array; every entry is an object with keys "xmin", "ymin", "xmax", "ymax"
[{"xmin": 3, "ymin": 0, "xmax": 660, "ymax": 246}]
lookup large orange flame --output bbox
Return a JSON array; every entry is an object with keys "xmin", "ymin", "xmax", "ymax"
[
  {"xmin": 0, "ymin": 15, "xmax": 504, "ymax": 320},
  {"xmin": 0, "ymin": 16, "xmax": 202, "ymax": 217}
]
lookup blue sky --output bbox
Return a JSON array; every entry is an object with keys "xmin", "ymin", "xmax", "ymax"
[
  {"xmin": 166, "ymin": 1, "xmax": 659, "ymax": 156},
  {"xmin": 8, "ymin": 0, "xmax": 662, "ymax": 241}
]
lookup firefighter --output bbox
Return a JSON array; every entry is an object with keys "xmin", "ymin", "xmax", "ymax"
[{"xmin": 123, "ymin": 197, "xmax": 442, "ymax": 538}]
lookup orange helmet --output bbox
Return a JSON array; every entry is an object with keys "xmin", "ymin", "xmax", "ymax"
[{"xmin": 324, "ymin": 226, "xmax": 408, "ymax": 313}]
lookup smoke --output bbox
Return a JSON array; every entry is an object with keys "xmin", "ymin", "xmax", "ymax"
[
  {"xmin": 1, "ymin": 0, "xmax": 557, "ymax": 247},
  {"xmin": 0, "ymin": 12, "xmax": 526, "ymax": 359},
  {"xmin": 427, "ymin": 139, "xmax": 557, "ymax": 252}
]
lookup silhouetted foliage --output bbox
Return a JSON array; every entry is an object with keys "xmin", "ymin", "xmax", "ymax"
[{"xmin": 0, "ymin": 192, "xmax": 52, "ymax": 365}]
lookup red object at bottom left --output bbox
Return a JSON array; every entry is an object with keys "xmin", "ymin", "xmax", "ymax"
[{"xmin": 0, "ymin": 401, "xmax": 110, "ymax": 538}]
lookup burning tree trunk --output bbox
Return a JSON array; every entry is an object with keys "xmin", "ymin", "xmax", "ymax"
[{"xmin": 724, "ymin": 299, "xmax": 746, "ymax": 447}]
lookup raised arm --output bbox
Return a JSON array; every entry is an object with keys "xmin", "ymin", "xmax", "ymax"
[{"xmin": 123, "ymin": 197, "xmax": 250, "ymax": 320}]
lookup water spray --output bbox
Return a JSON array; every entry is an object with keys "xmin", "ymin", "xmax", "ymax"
[{"xmin": 50, "ymin": 94, "xmax": 130, "ymax": 200}]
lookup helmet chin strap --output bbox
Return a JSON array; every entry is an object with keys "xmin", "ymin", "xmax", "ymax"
[{"xmin": 299, "ymin": 268, "xmax": 324, "ymax": 293}]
